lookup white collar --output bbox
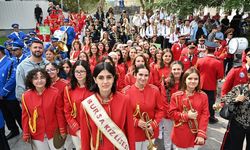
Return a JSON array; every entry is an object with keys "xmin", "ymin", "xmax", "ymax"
[{"xmin": 0, "ymin": 55, "xmax": 6, "ymax": 63}]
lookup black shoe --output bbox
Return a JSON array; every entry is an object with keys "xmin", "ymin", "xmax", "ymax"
[
  {"xmin": 209, "ymin": 117, "xmax": 219, "ymax": 124},
  {"xmin": 6, "ymin": 131, "xmax": 19, "ymax": 140}
]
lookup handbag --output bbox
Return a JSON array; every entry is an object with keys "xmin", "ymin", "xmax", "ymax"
[
  {"xmin": 220, "ymin": 84, "xmax": 243, "ymax": 120},
  {"xmin": 219, "ymin": 103, "xmax": 234, "ymax": 120},
  {"xmin": 53, "ymin": 128, "xmax": 66, "ymax": 149}
]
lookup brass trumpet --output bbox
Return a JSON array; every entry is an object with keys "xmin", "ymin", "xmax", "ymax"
[
  {"xmin": 183, "ymin": 98, "xmax": 198, "ymax": 134},
  {"xmin": 134, "ymin": 105, "xmax": 157, "ymax": 150}
]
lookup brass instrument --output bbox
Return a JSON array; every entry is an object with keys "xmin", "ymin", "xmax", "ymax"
[
  {"xmin": 183, "ymin": 97, "xmax": 198, "ymax": 134},
  {"xmin": 53, "ymin": 30, "xmax": 68, "ymax": 52},
  {"xmin": 134, "ymin": 105, "xmax": 157, "ymax": 150}
]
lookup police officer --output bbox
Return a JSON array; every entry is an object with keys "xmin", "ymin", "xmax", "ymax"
[{"xmin": 0, "ymin": 45, "xmax": 22, "ymax": 140}]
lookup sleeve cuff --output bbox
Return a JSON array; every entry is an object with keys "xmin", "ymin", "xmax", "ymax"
[
  {"xmin": 197, "ymin": 130, "xmax": 207, "ymax": 139},
  {"xmin": 150, "ymin": 120, "xmax": 158, "ymax": 129}
]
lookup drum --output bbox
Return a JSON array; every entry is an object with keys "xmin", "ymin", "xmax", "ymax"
[{"xmin": 228, "ymin": 38, "xmax": 248, "ymax": 54}]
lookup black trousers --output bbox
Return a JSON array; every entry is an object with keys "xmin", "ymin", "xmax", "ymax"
[
  {"xmin": 221, "ymin": 119, "xmax": 250, "ymax": 150},
  {"xmin": 224, "ymin": 57, "xmax": 234, "ymax": 75},
  {"xmin": 0, "ymin": 127, "xmax": 10, "ymax": 150},
  {"xmin": 163, "ymin": 38, "xmax": 172, "ymax": 49},
  {"xmin": 202, "ymin": 90, "xmax": 216, "ymax": 119},
  {"xmin": 0, "ymin": 99, "xmax": 22, "ymax": 132}
]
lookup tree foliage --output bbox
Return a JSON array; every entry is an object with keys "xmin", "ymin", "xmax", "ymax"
[
  {"xmin": 141, "ymin": 0, "xmax": 250, "ymax": 17},
  {"xmin": 54, "ymin": 0, "xmax": 100, "ymax": 13}
]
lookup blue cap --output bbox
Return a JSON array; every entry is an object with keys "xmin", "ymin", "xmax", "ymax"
[
  {"xmin": 23, "ymin": 35, "xmax": 31, "ymax": 40},
  {"xmin": 11, "ymin": 41, "xmax": 24, "ymax": 50},
  {"xmin": 11, "ymin": 23, "xmax": 19, "ymax": 28},
  {"xmin": 64, "ymin": 18, "xmax": 69, "ymax": 23},
  {"xmin": 205, "ymin": 41, "xmax": 218, "ymax": 50},
  {"xmin": 51, "ymin": 37, "xmax": 59, "ymax": 42},
  {"xmin": 0, "ymin": 45, "xmax": 6, "ymax": 51},
  {"xmin": 29, "ymin": 31, "xmax": 37, "ymax": 35}
]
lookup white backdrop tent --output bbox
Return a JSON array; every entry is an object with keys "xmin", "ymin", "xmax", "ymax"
[{"xmin": 0, "ymin": 1, "xmax": 49, "ymax": 29}]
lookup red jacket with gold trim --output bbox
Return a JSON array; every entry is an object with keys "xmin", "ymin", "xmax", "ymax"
[
  {"xmin": 79, "ymin": 92, "xmax": 135, "ymax": 150},
  {"xmin": 123, "ymin": 84, "xmax": 164, "ymax": 141},
  {"xmin": 169, "ymin": 91, "xmax": 209, "ymax": 148},
  {"xmin": 64, "ymin": 85, "xmax": 93, "ymax": 136},
  {"xmin": 22, "ymin": 87, "xmax": 66, "ymax": 141}
]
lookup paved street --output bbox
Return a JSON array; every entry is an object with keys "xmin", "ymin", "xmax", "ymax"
[{"xmin": 7, "ymin": 113, "xmax": 227, "ymax": 150}]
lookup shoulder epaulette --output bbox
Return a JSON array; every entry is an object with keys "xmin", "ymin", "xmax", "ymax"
[
  {"xmin": 173, "ymin": 91, "xmax": 184, "ymax": 96},
  {"xmin": 148, "ymin": 84, "xmax": 159, "ymax": 91},
  {"xmin": 121, "ymin": 85, "xmax": 131, "ymax": 94}
]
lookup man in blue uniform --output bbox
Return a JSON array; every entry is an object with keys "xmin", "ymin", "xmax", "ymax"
[
  {"xmin": 8, "ymin": 24, "xmax": 26, "ymax": 42},
  {"xmin": 0, "ymin": 45, "xmax": 22, "ymax": 140}
]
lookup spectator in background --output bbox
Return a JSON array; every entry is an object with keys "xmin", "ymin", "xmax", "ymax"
[
  {"xmin": 34, "ymin": 4, "xmax": 43, "ymax": 25},
  {"xmin": 47, "ymin": 2, "xmax": 55, "ymax": 15}
]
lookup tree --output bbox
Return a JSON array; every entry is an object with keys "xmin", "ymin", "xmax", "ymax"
[
  {"xmin": 143, "ymin": 0, "xmax": 250, "ymax": 17},
  {"xmin": 54, "ymin": 0, "xmax": 101, "ymax": 13}
]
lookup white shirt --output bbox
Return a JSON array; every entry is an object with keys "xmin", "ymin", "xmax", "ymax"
[
  {"xmin": 0, "ymin": 56, "xmax": 6, "ymax": 63},
  {"xmin": 181, "ymin": 26, "xmax": 191, "ymax": 38},
  {"xmin": 169, "ymin": 33, "xmax": 180, "ymax": 44},
  {"xmin": 146, "ymin": 25, "xmax": 154, "ymax": 38}
]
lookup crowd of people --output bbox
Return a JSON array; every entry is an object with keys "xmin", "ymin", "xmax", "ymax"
[{"xmin": 0, "ymin": 1, "xmax": 250, "ymax": 150}]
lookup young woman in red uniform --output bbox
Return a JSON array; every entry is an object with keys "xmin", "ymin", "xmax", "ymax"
[
  {"xmin": 160, "ymin": 61, "xmax": 184, "ymax": 150},
  {"xmin": 45, "ymin": 62, "xmax": 73, "ymax": 149},
  {"xmin": 70, "ymin": 40, "xmax": 82, "ymax": 64},
  {"xmin": 125, "ymin": 55, "xmax": 153, "ymax": 86},
  {"xmin": 60, "ymin": 60, "xmax": 72, "ymax": 80},
  {"xmin": 126, "ymin": 47, "xmax": 137, "ymax": 69},
  {"xmin": 79, "ymin": 62, "xmax": 135, "ymax": 150},
  {"xmin": 64, "ymin": 60, "xmax": 94, "ymax": 150},
  {"xmin": 22, "ymin": 68, "xmax": 66, "ymax": 150},
  {"xmin": 89, "ymin": 43, "xmax": 102, "ymax": 67},
  {"xmin": 101, "ymin": 54, "xmax": 126, "ymax": 91},
  {"xmin": 153, "ymin": 50, "xmax": 174, "ymax": 87},
  {"xmin": 169, "ymin": 67, "xmax": 210, "ymax": 149},
  {"xmin": 123, "ymin": 64, "xmax": 164, "ymax": 150}
]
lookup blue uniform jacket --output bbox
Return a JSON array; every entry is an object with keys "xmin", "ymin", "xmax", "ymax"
[
  {"xmin": 0, "ymin": 56, "xmax": 16, "ymax": 100},
  {"xmin": 0, "ymin": 110, "xmax": 4, "ymax": 128},
  {"xmin": 60, "ymin": 26, "xmax": 76, "ymax": 45},
  {"xmin": 8, "ymin": 31, "xmax": 26, "ymax": 42}
]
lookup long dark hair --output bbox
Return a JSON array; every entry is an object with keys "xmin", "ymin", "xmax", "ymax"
[
  {"xmin": 91, "ymin": 62, "xmax": 117, "ymax": 94},
  {"xmin": 60, "ymin": 59, "xmax": 72, "ymax": 78},
  {"xmin": 25, "ymin": 68, "xmax": 51, "ymax": 90},
  {"xmin": 70, "ymin": 60, "xmax": 94, "ymax": 90}
]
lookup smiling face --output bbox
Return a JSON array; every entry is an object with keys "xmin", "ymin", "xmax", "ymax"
[
  {"xmin": 31, "ymin": 43, "xmax": 44, "ymax": 58},
  {"xmin": 171, "ymin": 64, "xmax": 183, "ymax": 80},
  {"xmin": 185, "ymin": 72, "xmax": 199, "ymax": 91},
  {"xmin": 32, "ymin": 71, "xmax": 46, "ymax": 89},
  {"xmin": 94, "ymin": 70, "xmax": 114, "ymax": 94},
  {"xmin": 45, "ymin": 64, "xmax": 59, "ymax": 80},
  {"xmin": 134, "ymin": 56, "xmax": 145, "ymax": 67},
  {"xmin": 163, "ymin": 52, "xmax": 172, "ymax": 65},
  {"xmin": 135, "ymin": 68, "xmax": 149, "ymax": 88},
  {"xmin": 45, "ymin": 50, "xmax": 55, "ymax": 62}
]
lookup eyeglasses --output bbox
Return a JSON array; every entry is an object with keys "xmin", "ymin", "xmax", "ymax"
[
  {"xmin": 46, "ymin": 68, "xmax": 57, "ymax": 73},
  {"xmin": 75, "ymin": 70, "xmax": 86, "ymax": 74}
]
